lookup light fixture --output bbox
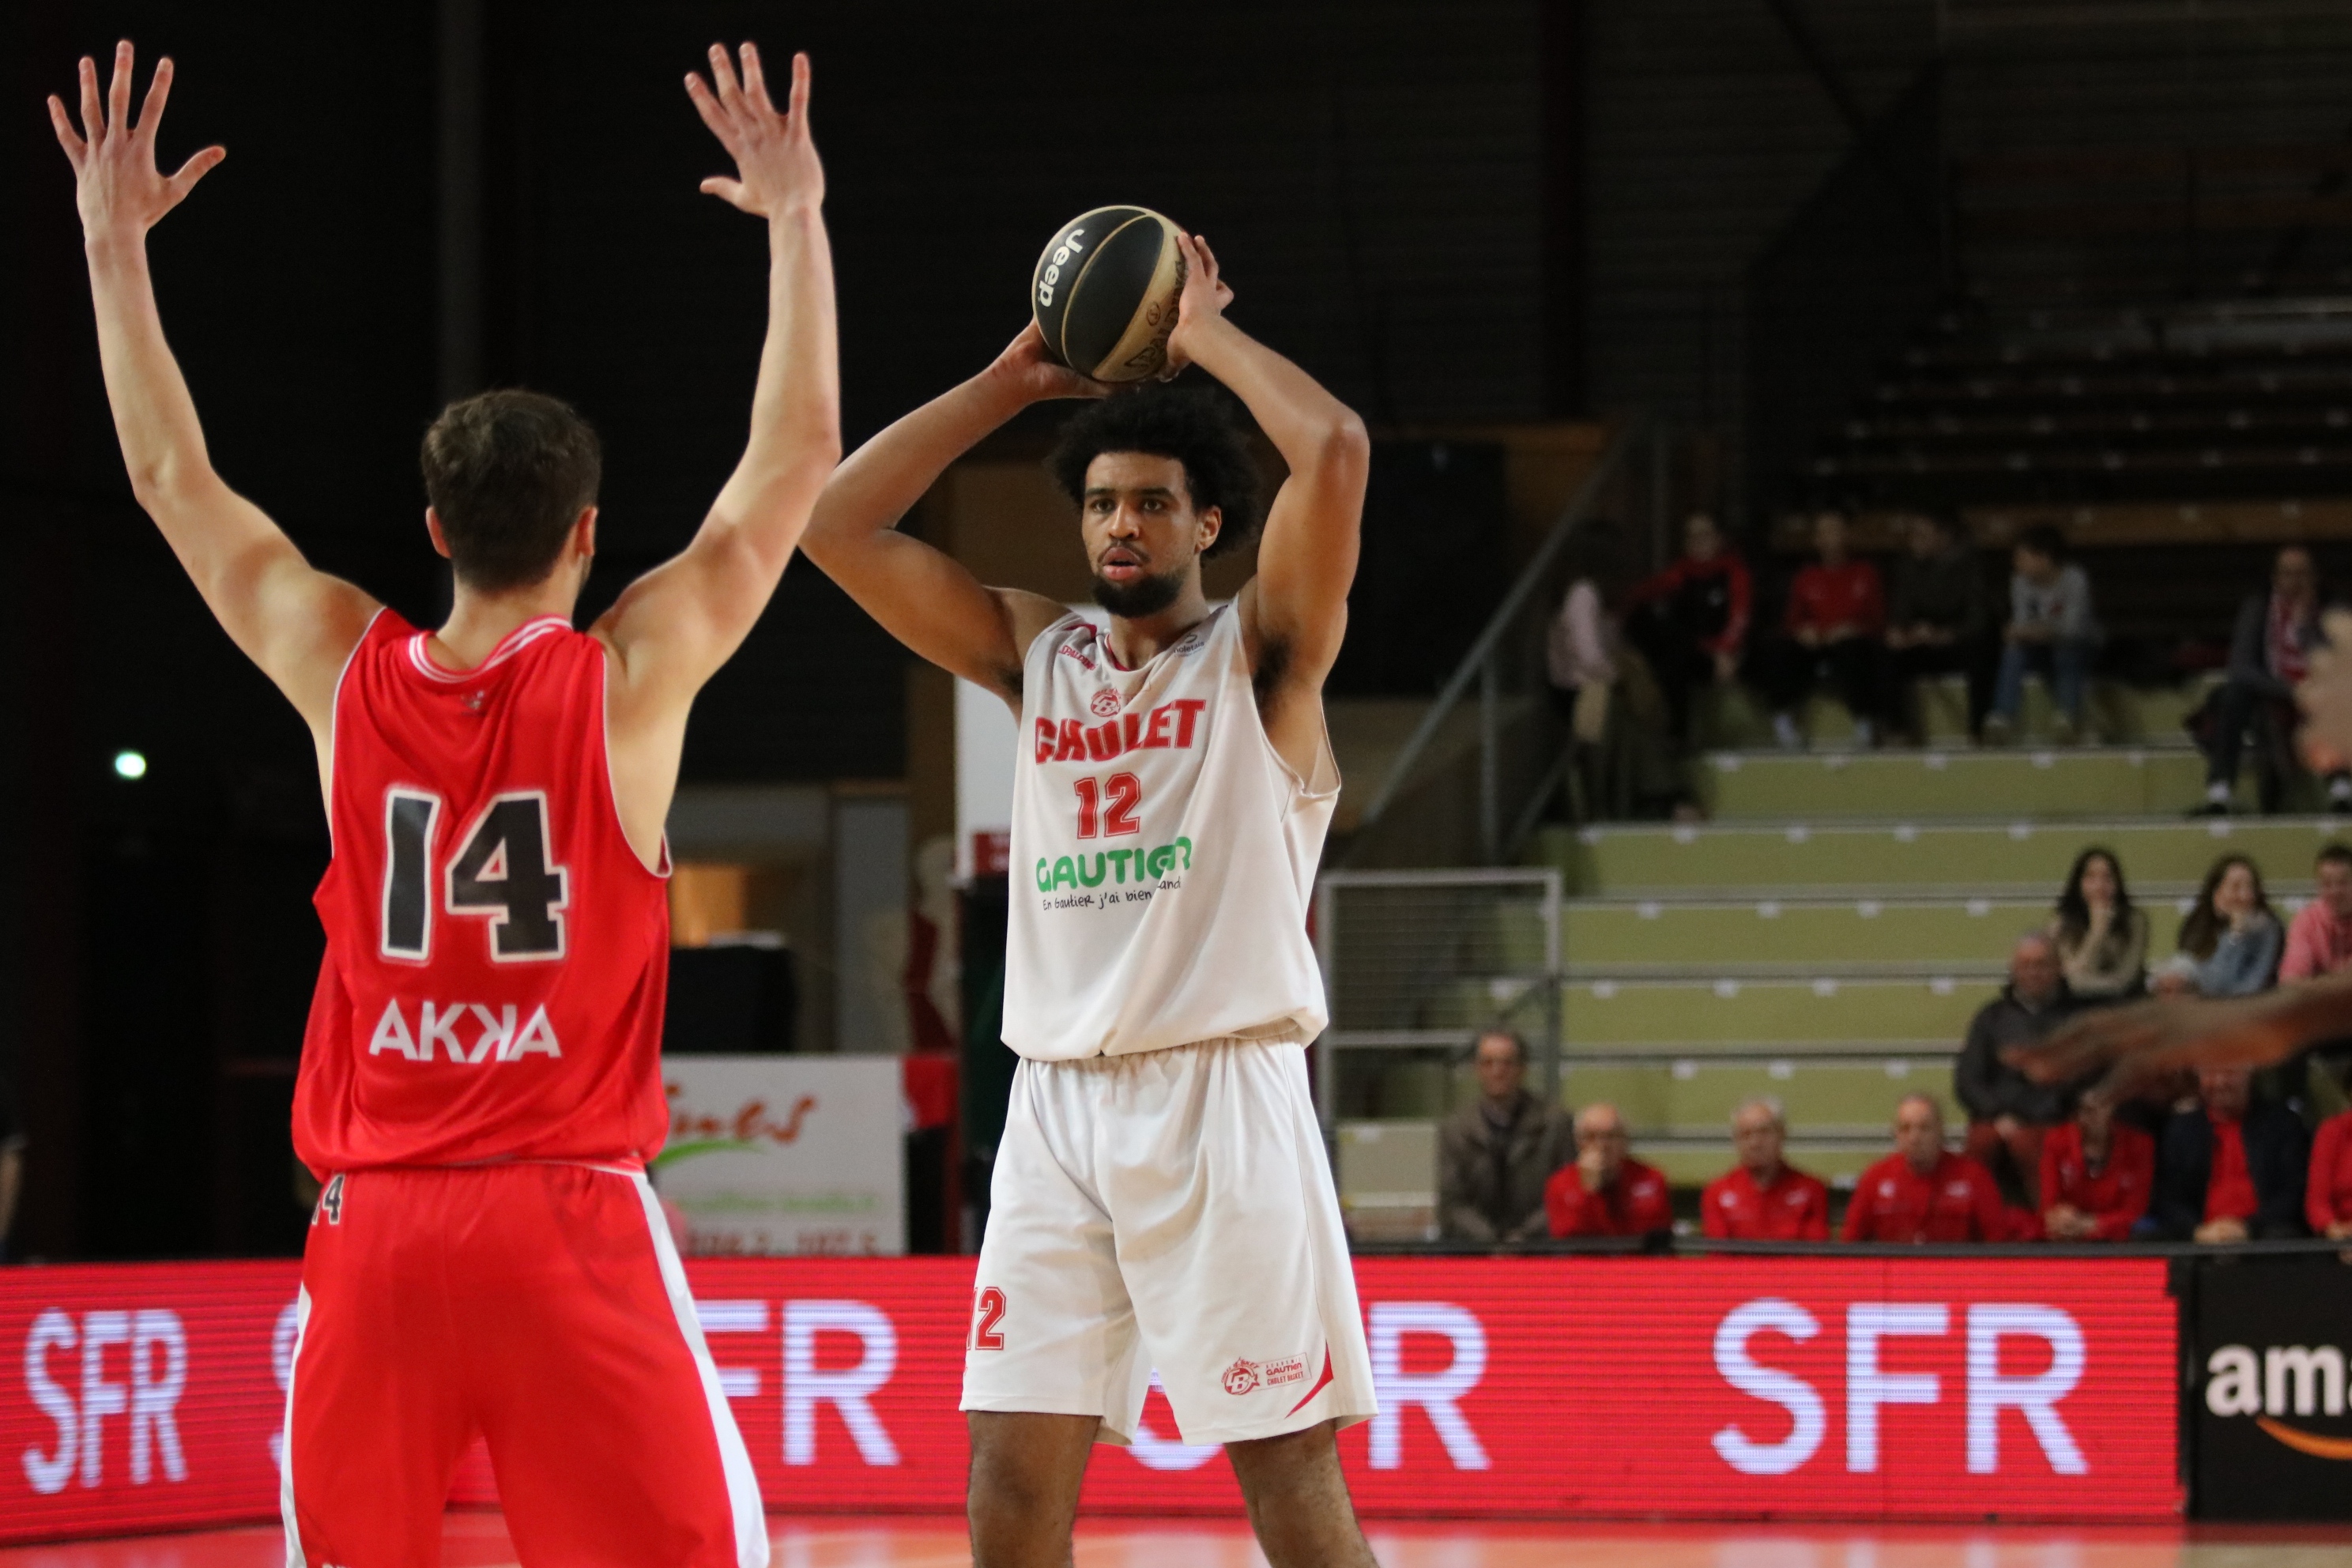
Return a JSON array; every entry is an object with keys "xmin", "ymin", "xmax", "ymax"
[{"xmin": 112, "ymin": 750, "xmax": 148, "ymax": 780}]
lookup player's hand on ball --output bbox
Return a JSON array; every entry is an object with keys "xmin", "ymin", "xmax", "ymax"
[
  {"xmin": 685, "ymin": 43, "xmax": 823, "ymax": 218},
  {"xmin": 48, "ymin": 42, "xmax": 225, "ymax": 242},
  {"xmin": 991, "ymin": 320, "xmax": 1111, "ymax": 403},
  {"xmin": 1161, "ymin": 232, "xmax": 1236, "ymax": 378}
]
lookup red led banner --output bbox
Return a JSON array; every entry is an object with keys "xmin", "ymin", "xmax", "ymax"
[{"xmin": 0, "ymin": 1255, "xmax": 2180, "ymax": 1543}]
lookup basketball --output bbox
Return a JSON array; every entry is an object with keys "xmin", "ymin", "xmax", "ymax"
[{"xmin": 1031, "ymin": 205, "xmax": 1187, "ymax": 383}]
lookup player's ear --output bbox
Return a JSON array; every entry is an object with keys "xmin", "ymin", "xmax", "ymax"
[
  {"xmin": 424, "ymin": 507, "xmax": 454, "ymax": 560},
  {"xmin": 575, "ymin": 506, "xmax": 598, "ymax": 558},
  {"xmin": 1196, "ymin": 504, "xmax": 1222, "ymax": 556}
]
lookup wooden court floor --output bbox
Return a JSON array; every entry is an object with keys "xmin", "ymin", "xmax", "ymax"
[{"xmin": 0, "ymin": 1516, "xmax": 2345, "ymax": 1568}]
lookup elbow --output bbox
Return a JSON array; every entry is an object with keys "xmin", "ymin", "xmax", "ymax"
[{"xmin": 1321, "ymin": 410, "xmax": 1371, "ymax": 474}]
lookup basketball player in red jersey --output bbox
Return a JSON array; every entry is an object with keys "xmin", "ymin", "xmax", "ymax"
[
  {"xmin": 51, "ymin": 40, "xmax": 835, "ymax": 1567},
  {"xmin": 803, "ymin": 240, "xmax": 1377, "ymax": 1566}
]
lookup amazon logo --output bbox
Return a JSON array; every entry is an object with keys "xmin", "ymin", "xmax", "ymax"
[{"xmin": 2205, "ymin": 1343, "xmax": 2352, "ymax": 1458}]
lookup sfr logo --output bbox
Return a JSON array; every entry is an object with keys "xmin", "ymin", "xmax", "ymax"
[
  {"xmin": 1712, "ymin": 1298, "xmax": 2087, "ymax": 1477},
  {"xmin": 21, "ymin": 1309, "xmax": 190, "ymax": 1494}
]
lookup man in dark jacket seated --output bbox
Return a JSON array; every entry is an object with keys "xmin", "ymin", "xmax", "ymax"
[
  {"xmin": 1436, "ymin": 1030, "xmax": 1572, "ymax": 1243},
  {"xmin": 2150, "ymin": 1066, "xmax": 2311, "ymax": 1241},
  {"xmin": 1955, "ymin": 933, "xmax": 2082, "ymax": 1209}
]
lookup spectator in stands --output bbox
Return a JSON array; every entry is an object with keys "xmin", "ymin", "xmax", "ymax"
[
  {"xmin": 2048, "ymin": 846, "xmax": 2148, "ymax": 1001},
  {"xmin": 1623, "ymin": 511, "xmax": 1751, "ymax": 746},
  {"xmin": 1986, "ymin": 524, "xmax": 2099, "ymax": 744},
  {"xmin": 1756, "ymin": 510, "xmax": 1887, "ymax": 751},
  {"xmin": 2150, "ymin": 1066, "xmax": 2310, "ymax": 1242},
  {"xmin": 2193, "ymin": 546, "xmax": 2352, "ymax": 816},
  {"xmin": 2176, "ymin": 854, "xmax": 2282, "ymax": 997},
  {"xmin": 2038, "ymin": 1091, "xmax": 2155, "ymax": 1240},
  {"xmin": 2305, "ymin": 1100, "xmax": 2352, "ymax": 1243},
  {"xmin": 1437, "ymin": 1030, "xmax": 1573, "ymax": 1244},
  {"xmin": 1702, "ymin": 1096, "xmax": 1830, "ymax": 1240},
  {"xmin": 1547, "ymin": 522, "xmax": 1683, "ymax": 818},
  {"xmin": 2148, "ymin": 952, "xmax": 2203, "ymax": 1000},
  {"xmin": 1544, "ymin": 1102, "xmax": 1672, "ymax": 1238},
  {"xmin": 1955, "ymin": 931, "xmax": 2079, "ymax": 1207},
  {"xmin": 1883, "ymin": 511, "xmax": 1992, "ymax": 744},
  {"xmin": 2281, "ymin": 843, "xmax": 2352, "ymax": 983},
  {"xmin": 1842, "ymin": 1094, "xmax": 2011, "ymax": 1242}
]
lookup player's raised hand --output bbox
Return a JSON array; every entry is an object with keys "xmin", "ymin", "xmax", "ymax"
[
  {"xmin": 685, "ymin": 43, "xmax": 822, "ymax": 219},
  {"xmin": 48, "ymin": 42, "xmax": 225, "ymax": 242},
  {"xmin": 1162, "ymin": 231, "xmax": 1236, "ymax": 378},
  {"xmin": 989, "ymin": 320, "xmax": 1111, "ymax": 404}
]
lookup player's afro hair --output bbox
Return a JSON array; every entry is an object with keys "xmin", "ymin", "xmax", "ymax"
[{"xmin": 1047, "ymin": 386, "xmax": 1264, "ymax": 560}]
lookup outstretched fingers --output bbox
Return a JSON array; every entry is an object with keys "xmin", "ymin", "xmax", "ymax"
[
  {"xmin": 684, "ymin": 70, "xmax": 735, "ymax": 148},
  {"xmin": 47, "ymin": 96, "xmax": 87, "ymax": 170},
  {"xmin": 707, "ymin": 42, "xmax": 747, "ymax": 120},
  {"xmin": 77, "ymin": 55, "xmax": 104, "ymax": 149},
  {"xmin": 166, "ymin": 145, "xmax": 227, "ymax": 203},
  {"xmin": 106, "ymin": 40, "xmax": 134, "ymax": 139},
  {"xmin": 738, "ymin": 42, "xmax": 771, "ymax": 116},
  {"xmin": 786, "ymin": 50, "xmax": 811, "ymax": 127},
  {"xmin": 135, "ymin": 55, "xmax": 175, "ymax": 145}
]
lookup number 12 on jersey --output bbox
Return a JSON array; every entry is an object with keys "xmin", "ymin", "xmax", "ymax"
[
  {"xmin": 1072, "ymin": 774, "xmax": 1142, "ymax": 839},
  {"xmin": 382, "ymin": 789, "xmax": 570, "ymax": 963}
]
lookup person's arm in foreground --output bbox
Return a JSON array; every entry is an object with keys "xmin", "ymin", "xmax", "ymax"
[
  {"xmin": 1163, "ymin": 235, "xmax": 1370, "ymax": 769},
  {"xmin": 594, "ymin": 45, "xmax": 839, "ymax": 730},
  {"xmin": 798, "ymin": 324, "xmax": 1097, "ymax": 703},
  {"xmin": 2015, "ymin": 971, "xmax": 2352, "ymax": 1092},
  {"xmin": 51, "ymin": 43, "xmax": 379, "ymax": 757}
]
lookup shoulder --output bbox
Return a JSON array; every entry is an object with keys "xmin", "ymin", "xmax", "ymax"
[
  {"xmin": 1702, "ymin": 1170, "xmax": 1736, "ymax": 1201},
  {"xmin": 1792, "ymin": 1166, "xmax": 1830, "ymax": 1197}
]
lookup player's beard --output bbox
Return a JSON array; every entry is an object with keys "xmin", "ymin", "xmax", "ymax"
[{"xmin": 1090, "ymin": 562, "xmax": 1187, "ymax": 620}]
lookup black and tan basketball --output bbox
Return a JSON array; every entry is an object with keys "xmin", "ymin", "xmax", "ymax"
[{"xmin": 1031, "ymin": 205, "xmax": 1187, "ymax": 383}]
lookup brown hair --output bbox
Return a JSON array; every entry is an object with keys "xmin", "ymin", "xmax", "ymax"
[{"xmin": 420, "ymin": 390, "xmax": 602, "ymax": 592}]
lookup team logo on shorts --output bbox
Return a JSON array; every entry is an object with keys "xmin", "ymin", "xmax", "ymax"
[
  {"xmin": 1223, "ymin": 1354, "xmax": 1307, "ymax": 1396},
  {"xmin": 1089, "ymin": 687, "xmax": 1121, "ymax": 718},
  {"xmin": 1222, "ymin": 1359, "xmax": 1261, "ymax": 1396}
]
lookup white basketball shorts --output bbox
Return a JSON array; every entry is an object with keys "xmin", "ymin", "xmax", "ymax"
[{"xmin": 960, "ymin": 1038, "xmax": 1377, "ymax": 1448}]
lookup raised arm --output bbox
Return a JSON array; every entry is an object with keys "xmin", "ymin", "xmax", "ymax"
[
  {"xmin": 51, "ymin": 43, "xmax": 380, "ymax": 756},
  {"xmin": 593, "ymin": 44, "xmax": 839, "ymax": 704},
  {"xmin": 798, "ymin": 323, "xmax": 1100, "ymax": 704},
  {"xmin": 1160, "ymin": 234, "xmax": 1370, "ymax": 709}
]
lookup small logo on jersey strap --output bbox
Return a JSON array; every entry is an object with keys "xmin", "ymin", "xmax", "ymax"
[
  {"xmin": 1222, "ymin": 1359, "xmax": 1261, "ymax": 1396},
  {"xmin": 314, "ymin": 1174, "xmax": 345, "ymax": 1227},
  {"xmin": 1089, "ymin": 687, "xmax": 1121, "ymax": 718}
]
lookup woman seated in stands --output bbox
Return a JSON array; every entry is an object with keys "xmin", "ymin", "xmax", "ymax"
[
  {"xmin": 2192, "ymin": 545, "xmax": 2352, "ymax": 816},
  {"xmin": 1987, "ymin": 524, "xmax": 2099, "ymax": 744},
  {"xmin": 1546, "ymin": 522, "xmax": 1685, "ymax": 816},
  {"xmin": 2048, "ymin": 846, "xmax": 2147, "ymax": 1002},
  {"xmin": 2175, "ymin": 853, "xmax": 2282, "ymax": 997},
  {"xmin": 1755, "ymin": 509, "xmax": 1888, "ymax": 751}
]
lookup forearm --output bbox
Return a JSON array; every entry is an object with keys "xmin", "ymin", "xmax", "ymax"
[
  {"xmin": 88, "ymin": 232, "xmax": 223, "ymax": 506},
  {"xmin": 710, "ymin": 206, "xmax": 842, "ymax": 573},
  {"xmin": 804, "ymin": 366, "xmax": 1028, "ymax": 564},
  {"xmin": 1179, "ymin": 317, "xmax": 1364, "ymax": 475}
]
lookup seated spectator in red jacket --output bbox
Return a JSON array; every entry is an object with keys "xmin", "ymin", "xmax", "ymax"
[
  {"xmin": 1703, "ymin": 1096, "xmax": 1830, "ymax": 1240},
  {"xmin": 1841, "ymin": 1094, "xmax": 2011, "ymax": 1242},
  {"xmin": 2150, "ymin": 1067, "xmax": 2311, "ymax": 1242},
  {"xmin": 1622, "ymin": 511, "xmax": 1752, "ymax": 746},
  {"xmin": 1756, "ymin": 511, "xmax": 1889, "ymax": 751},
  {"xmin": 2305, "ymin": 1106, "xmax": 2352, "ymax": 1242},
  {"xmin": 2038, "ymin": 1092, "xmax": 2155, "ymax": 1240},
  {"xmin": 1545, "ymin": 1102, "xmax": 1673, "ymax": 1238}
]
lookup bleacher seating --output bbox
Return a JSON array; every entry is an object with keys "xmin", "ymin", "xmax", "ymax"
[{"xmin": 1334, "ymin": 741, "xmax": 2341, "ymax": 1234}]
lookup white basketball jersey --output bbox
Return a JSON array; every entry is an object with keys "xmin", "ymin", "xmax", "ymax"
[{"xmin": 1003, "ymin": 604, "xmax": 1336, "ymax": 1061}]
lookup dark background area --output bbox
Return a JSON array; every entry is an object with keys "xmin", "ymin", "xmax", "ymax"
[{"xmin": 0, "ymin": 1, "xmax": 1576, "ymax": 1260}]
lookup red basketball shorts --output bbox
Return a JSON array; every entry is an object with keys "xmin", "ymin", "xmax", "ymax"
[{"xmin": 281, "ymin": 1163, "xmax": 766, "ymax": 1568}]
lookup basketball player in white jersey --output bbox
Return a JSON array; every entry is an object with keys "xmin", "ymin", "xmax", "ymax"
[{"xmin": 802, "ymin": 238, "xmax": 1378, "ymax": 1566}]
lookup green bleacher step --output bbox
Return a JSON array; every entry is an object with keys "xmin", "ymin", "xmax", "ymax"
[
  {"xmin": 1694, "ymin": 747, "xmax": 2227, "ymax": 821},
  {"xmin": 1560, "ymin": 975, "xmax": 1991, "ymax": 1044},
  {"xmin": 1535, "ymin": 816, "xmax": 2348, "ymax": 896},
  {"xmin": 1559, "ymin": 1056, "xmax": 1960, "ymax": 1139}
]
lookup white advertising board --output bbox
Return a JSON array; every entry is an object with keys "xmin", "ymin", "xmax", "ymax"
[{"xmin": 655, "ymin": 1055, "xmax": 905, "ymax": 1256}]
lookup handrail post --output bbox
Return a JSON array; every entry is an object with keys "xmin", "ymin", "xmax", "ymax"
[{"xmin": 1478, "ymin": 648, "xmax": 1500, "ymax": 864}]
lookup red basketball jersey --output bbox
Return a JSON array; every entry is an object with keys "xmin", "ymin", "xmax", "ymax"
[{"xmin": 294, "ymin": 610, "xmax": 672, "ymax": 1175}]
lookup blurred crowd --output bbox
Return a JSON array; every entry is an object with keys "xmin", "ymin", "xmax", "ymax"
[
  {"xmin": 1438, "ymin": 839, "xmax": 2352, "ymax": 1246},
  {"xmin": 1550, "ymin": 513, "xmax": 2351, "ymax": 817}
]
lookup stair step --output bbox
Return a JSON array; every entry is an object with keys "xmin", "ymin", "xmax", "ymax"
[
  {"xmin": 1563, "ymin": 894, "xmax": 2211, "ymax": 971},
  {"xmin": 1536, "ymin": 815, "xmax": 2347, "ymax": 896},
  {"xmin": 1696, "ymin": 746, "xmax": 2223, "ymax": 820}
]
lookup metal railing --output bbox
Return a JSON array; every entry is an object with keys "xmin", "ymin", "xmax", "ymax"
[
  {"xmin": 1342, "ymin": 419, "xmax": 1653, "ymax": 869},
  {"xmin": 1311, "ymin": 867, "xmax": 1562, "ymax": 1138}
]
